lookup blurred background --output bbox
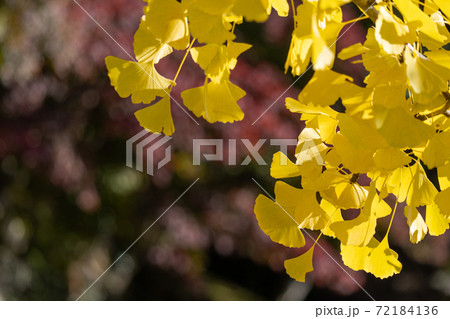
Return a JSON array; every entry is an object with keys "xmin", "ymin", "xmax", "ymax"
[{"xmin": 1, "ymin": 0, "xmax": 450, "ymax": 300}]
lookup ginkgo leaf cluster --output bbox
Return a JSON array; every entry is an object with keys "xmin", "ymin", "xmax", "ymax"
[
  {"xmin": 105, "ymin": 0, "xmax": 450, "ymax": 283},
  {"xmin": 254, "ymin": 0, "xmax": 450, "ymax": 283},
  {"xmin": 105, "ymin": 0, "xmax": 290, "ymax": 135}
]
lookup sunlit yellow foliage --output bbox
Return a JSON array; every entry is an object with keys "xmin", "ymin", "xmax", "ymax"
[
  {"xmin": 258, "ymin": 0, "xmax": 450, "ymax": 281},
  {"xmin": 106, "ymin": 0, "xmax": 450, "ymax": 281}
]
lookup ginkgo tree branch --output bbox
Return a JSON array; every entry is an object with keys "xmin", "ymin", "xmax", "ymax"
[
  {"xmin": 415, "ymin": 102, "xmax": 450, "ymax": 120},
  {"xmin": 352, "ymin": 0, "xmax": 379, "ymax": 22},
  {"xmin": 415, "ymin": 92, "xmax": 450, "ymax": 121}
]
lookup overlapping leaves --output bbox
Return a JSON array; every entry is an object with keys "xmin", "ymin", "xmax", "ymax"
[
  {"xmin": 254, "ymin": 0, "xmax": 450, "ymax": 282},
  {"xmin": 105, "ymin": 0, "xmax": 289, "ymax": 135},
  {"xmin": 106, "ymin": 0, "xmax": 450, "ymax": 282}
]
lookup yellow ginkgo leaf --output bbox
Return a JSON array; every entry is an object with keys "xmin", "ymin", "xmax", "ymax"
[
  {"xmin": 270, "ymin": 152, "xmax": 302, "ymax": 179},
  {"xmin": 300, "ymin": 165, "xmax": 338, "ymax": 191},
  {"xmin": 341, "ymin": 238, "xmax": 402, "ymax": 279},
  {"xmin": 284, "ymin": 34, "xmax": 313, "ymax": 76},
  {"xmin": 422, "ymin": 132, "xmax": 450, "ymax": 169},
  {"xmin": 295, "ymin": 161, "xmax": 324, "ymax": 187},
  {"xmin": 181, "ymin": 80, "xmax": 245, "ymax": 123},
  {"xmin": 338, "ymin": 113, "xmax": 387, "ymax": 151},
  {"xmin": 190, "ymin": 42, "xmax": 251, "ymax": 82},
  {"xmin": 187, "ymin": 7, "xmax": 235, "ymax": 44},
  {"xmin": 296, "ymin": 127, "xmax": 323, "ymax": 145},
  {"xmin": 373, "ymin": 148, "xmax": 411, "ymax": 171},
  {"xmin": 404, "ymin": 206, "xmax": 428, "ymax": 244},
  {"xmin": 406, "ymin": 163, "xmax": 439, "ymax": 207},
  {"xmin": 376, "ymin": 164, "xmax": 437, "ymax": 207},
  {"xmin": 370, "ymin": 169, "xmax": 399, "ymax": 200},
  {"xmin": 438, "ymin": 162, "xmax": 450, "ymax": 190},
  {"xmin": 285, "ymin": 1, "xmax": 342, "ymax": 74},
  {"xmin": 333, "ymin": 133, "xmax": 375, "ymax": 173},
  {"xmin": 373, "ymin": 165, "xmax": 425, "ymax": 204},
  {"xmin": 323, "ymin": 148, "xmax": 342, "ymax": 169},
  {"xmin": 393, "ymin": 0, "xmax": 446, "ymax": 44},
  {"xmin": 320, "ymin": 176, "xmax": 368, "ymax": 209},
  {"xmin": 422, "ymin": 0, "xmax": 439, "ymax": 14},
  {"xmin": 421, "ymin": 11, "xmax": 450, "ymax": 49},
  {"xmin": 134, "ymin": 96, "xmax": 175, "ymax": 136},
  {"xmin": 426, "ymin": 203, "xmax": 449, "ymax": 236},
  {"xmin": 292, "ymin": 131, "xmax": 327, "ymax": 183},
  {"xmin": 105, "ymin": 56, "xmax": 173, "ymax": 105},
  {"xmin": 311, "ymin": 2, "xmax": 343, "ymax": 70},
  {"xmin": 275, "ymin": 181, "xmax": 330, "ymax": 230},
  {"xmin": 303, "ymin": 114, "xmax": 338, "ymax": 144},
  {"xmin": 284, "ymin": 0, "xmax": 315, "ymax": 75},
  {"xmin": 374, "ymin": 6, "xmax": 416, "ymax": 55},
  {"xmin": 320, "ymin": 199, "xmax": 344, "ymax": 238},
  {"xmin": 144, "ymin": 0, "xmax": 189, "ymax": 50},
  {"xmin": 105, "ymin": 20, "xmax": 175, "ymax": 105},
  {"xmin": 334, "ymin": 114, "xmax": 389, "ymax": 172},
  {"xmin": 341, "ymin": 242, "xmax": 372, "ymax": 273},
  {"xmin": 373, "ymin": 105, "xmax": 435, "ymax": 148},
  {"xmin": 337, "ymin": 42, "xmax": 369, "ymax": 60},
  {"xmin": 331, "ymin": 206, "xmax": 376, "ymax": 247},
  {"xmin": 284, "ymin": 246, "xmax": 315, "ymax": 282},
  {"xmin": 433, "ymin": 0, "xmax": 450, "ymax": 18},
  {"xmin": 133, "ymin": 21, "xmax": 174, "ymax": 63},
  {"xmin": 295, "ymin": 143, "xmax": 326, "ymax": 167},
  {"xmin": 232, "ymin": 0, "xmax": 270, "ymax": 22},
  {"xmin": 294, "ymin": 128, "xmax": 328, "ymax": 166},
  {"xmin": 184, "ymin": 0, "xmax": 236, "ymax": 14},
  {"xmin": 361, "ymin": 28, "xmax": 408, "ymax": 90},
  {"xmin": 367, "ymin": 238, "xmax": 402, "ymax": 279},
  {"xmin": 425, "ymin": 49, "xmax": 450, "ymax": 75},
  {"xmin": 319, "ymin": 0, "xmax": 352, "ymax": 10},
  {"xmin": 404, "ymin": 48, "xmax": 449, "ymax": 101},
  {"xmin": 254, "ymin": 195, "xmax": 306, "ymax": 248},
  {"xmin": 435, "ymin": 188, "xmax": 450, "ymax": 219},
  {"xmin": 413, "ymin": 92, "xmax": 448, "ymax": 115},
  {"xmin": 271, "ymin": 0, "xmax": 289, "ymax": 17},
  {"xmin": 297, "ymin": 110, "xmax": 338, "ymax": 144},
  {"xmin": 340, "ymin": 87, "xmax": 372, "ymax": 116},
  {"xmin": 371, "ymin": 84, "xmax": 408, "ymax": 109},
  {"xmin": 330, "ymin": 183, "xmax": 390, "ymax": 246},
  {"xmin": 285, "ymin": 98, "xmax": 338, "ymax": 118},
  {"xmin": 298, "ymin": 70, "xmax": 361, "ymax": 107}
]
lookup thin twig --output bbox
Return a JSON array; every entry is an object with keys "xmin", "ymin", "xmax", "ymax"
[{"xmin": 352, "ymin": 0, "xmax": 378, "ymax": 22}]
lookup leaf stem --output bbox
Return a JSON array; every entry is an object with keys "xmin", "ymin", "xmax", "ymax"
[
  {"xmin": 291, "ymin": 0, "xmax": 297, "ymax": 20},
  {"xmin": 415, "ymin": 94, "xmax": 450, "ymax": 121},
  {"xmin": 386, "ymin": 167, "xmax": 413, "ymax": 238},
  {"xmin": 171, "ymin": 38, "xmax": 196, "ymax": 87},
  {"xmin": 350, "ymin": 173, "xmax": 360, "ymax": 184},
  {"xmin": 352, "ymin": 0, "xmax": 378, "ymax": 23},
  {"xmin": 313, "ymin": 206, "xmax": 340, "ymax": 247},
  {"xmin": 230, "ymin": 21, "xmax": 237, "ymax": 35},
  {"xmin": 227, "ymin": 22, "xmax": 237, "ymax": 49},
  {"xmin": 386, "ymin": 195, "xmax": 399, "ymax": 237},
  {"xmin": 342, "ymin": 16, "xmax": 370, "ymax": 25},
  {"xmin": 411, "ymin": 0, "xmax": 445, "ymax": 16}
]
